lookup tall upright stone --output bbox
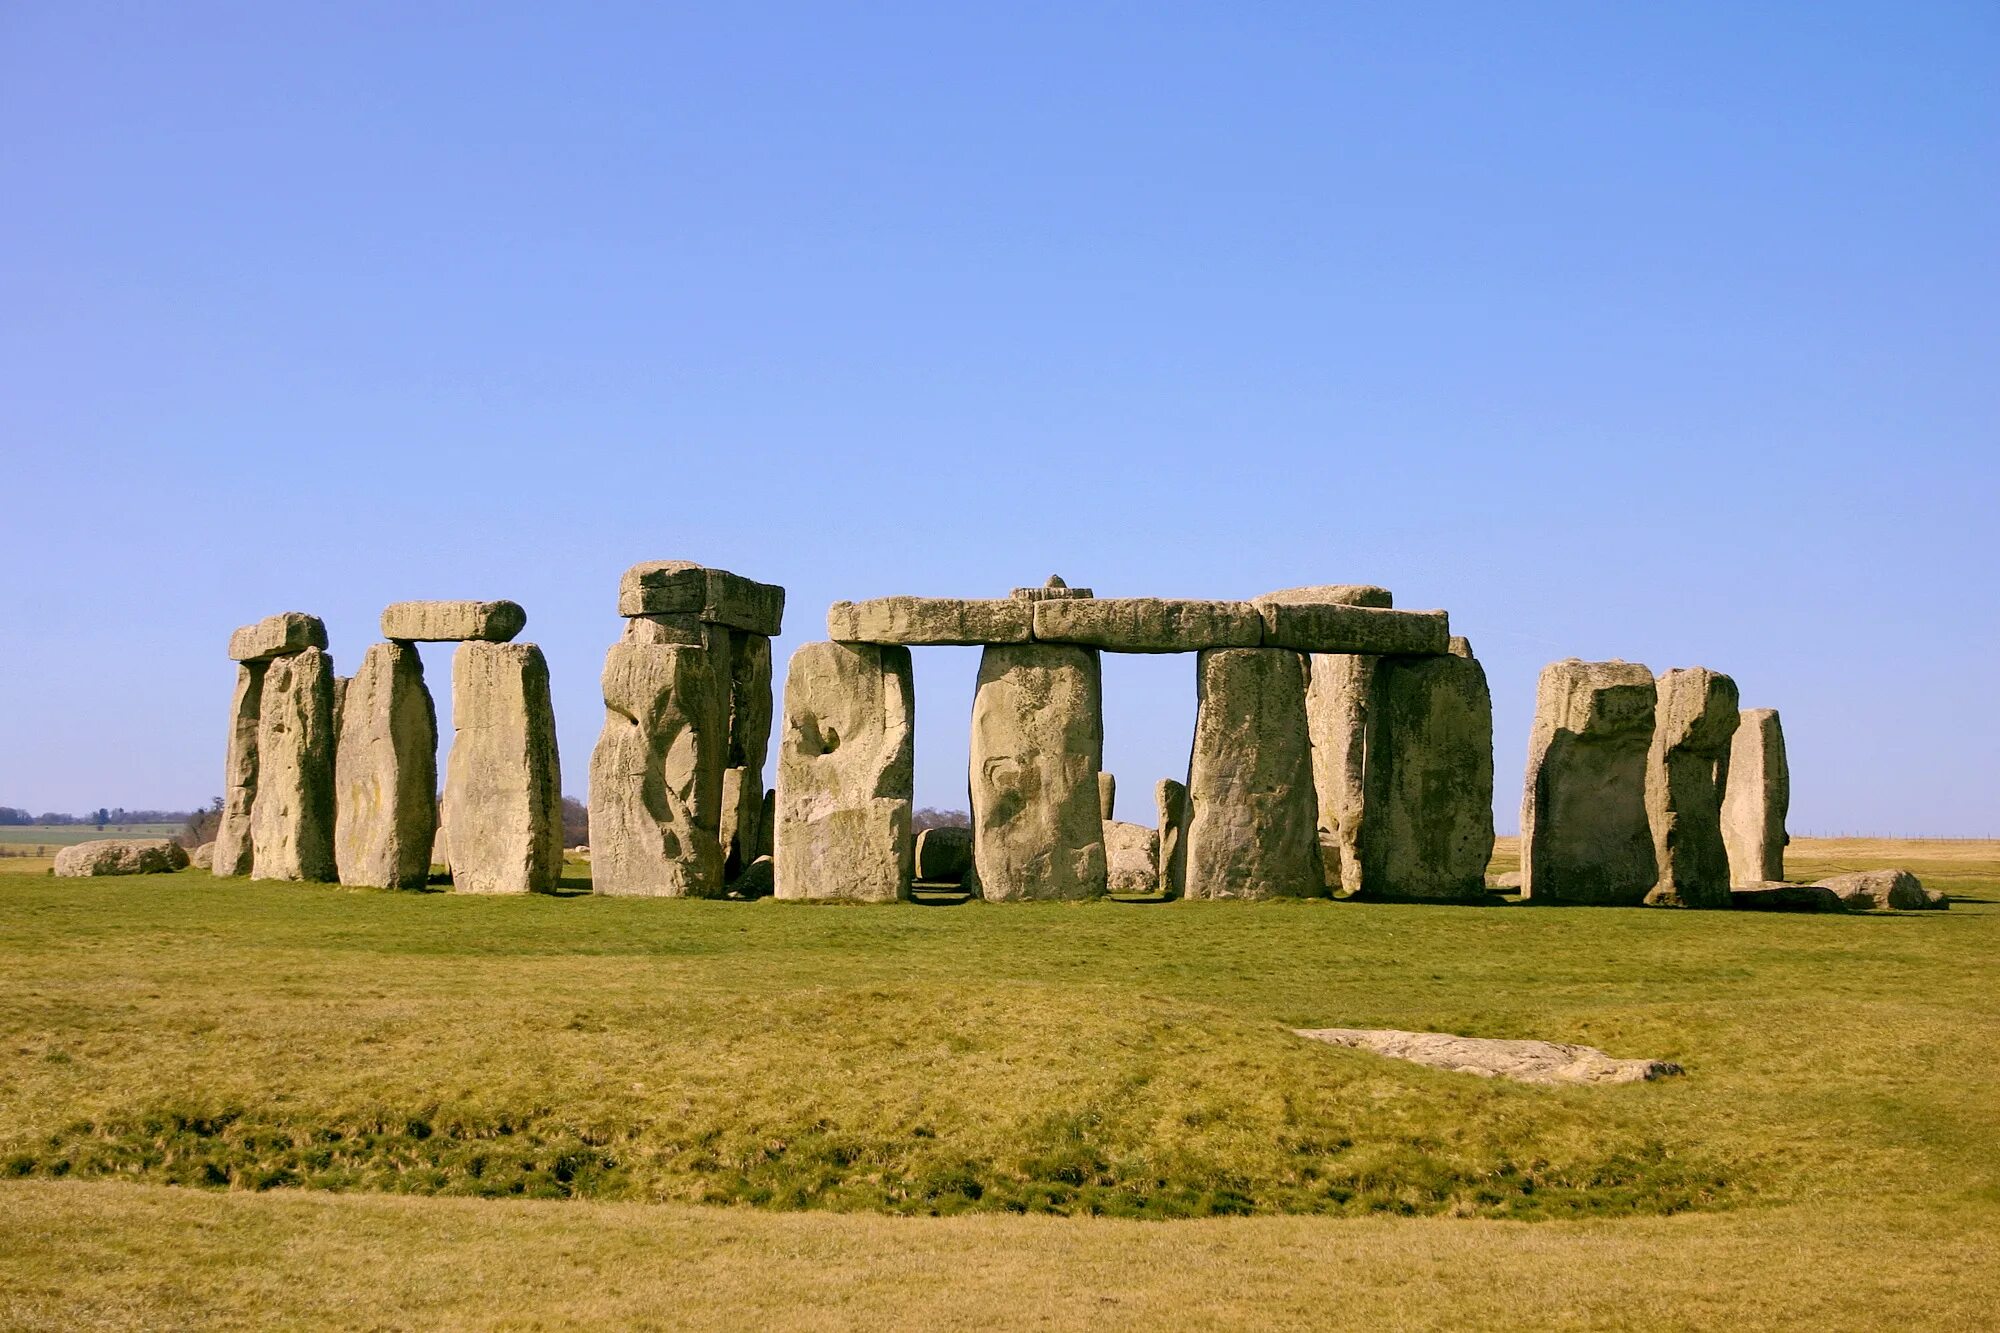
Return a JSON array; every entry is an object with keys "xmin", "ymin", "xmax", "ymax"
[
  {"xmin": 968, "ymin": 644, "xmax": 1106, "ymax": 901},
  {"xmin": 1184, "ymin": 648, "xmax": 1324, "ymax": 900},
  {"xmin": 1155, "ymin": 778, "xmax": 1189, "ymax": 899},
  {"xmin": 1644, "ymin": 668, "xmax": 1740, "ymax": 909},
  {"xmin": 719, "ymin": 631, "xmax": 774, "ymax": 880},
  {"xmin": 775, "ymin": 641, "xmax": 914, "ymax": 902},
  {"xmin": 443, "ymin": 642, "xmax": 563, "ymax": 894},
  {"xmin": 333, "ymin": 642, "xmax": 438, "ymax": 889},
  {"xmin": 589, "ymin": 641, "xmax": 725, "ymax": 897},
  {"xmin": 1520, "ymin": 660, "xmax": 1658, "ymax": 905},
  {"xmin": 1722, "ymin": 708, "xmax": 1790, "ymax": 886},
  {"xmin": 211, "ymin": 661, "xmax": 265, "ymax": 877},
  {"xmin": 1356, "ymin": 638, "xmax": 1494, "ymax": 900},
  {"xmin": 248, "ymin": 646, "xmax": 336, "ymax": 882}
]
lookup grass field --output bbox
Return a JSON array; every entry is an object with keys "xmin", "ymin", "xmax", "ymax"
[
  {"xmin": 0, "ymin": 823, "xmax": 184, "ymax": 862},
  {"xmin": 2, "ymin": 840, "xmax": 1996, "ymax": 1328}
]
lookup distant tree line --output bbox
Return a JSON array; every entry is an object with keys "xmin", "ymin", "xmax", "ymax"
[
  {"xmin": 912, "ymin": 807, "xmax": 970, "ymax": 832},
  {"xmin": 0, "ymin": 805, "xmax": 206, "ymax": 828}
]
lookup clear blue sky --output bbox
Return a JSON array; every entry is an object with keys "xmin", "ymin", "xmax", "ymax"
[{"xmin": 3, "ymin": 3, "xmax": 1995, "ymax": 834}]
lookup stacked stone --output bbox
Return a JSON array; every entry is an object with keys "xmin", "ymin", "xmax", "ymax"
[
  {"xmin": 1721, "ymin": 708, "xmax": 1789, "ymax": 886},
  {"xmin": 591, "ymin": 561, "xmax": 783, "ymax": 898},
  {"xmin": 213, "ymin": 612, "xmax": 336, "ymax": 882}
]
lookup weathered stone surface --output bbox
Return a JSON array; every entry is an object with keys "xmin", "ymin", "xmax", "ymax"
[
  {"xmin": 618, "ymin": 561, "xmax": 785, "ymax": 635},
  {"xmin": 443, "ymin": 642, "xmax": 563, "ymax": 894},
  {"xmin": 1097, "ymin": 771, "xmax": 1117, "ymax": 821},
  {"xmin": 1293, "ymin": 1028, "xmax": 1683, "ymax": 1086},
  {"xmin": 228, "ymin": 612, "xmax": 328, "ymax": 663},
  {"xmin": 719, "ymin": 765, "xmax": 763, "ymax": 882},
  {"xmin": 1031, "ymin": 598, "xmax": 1260, "ymax": 653},
  {"xmin": 1644, "ymin": 668, "xmax": 1740, "ymax": 909},
  {"xmin": 1184, "ymin": 649, "xmax": 1324, "ymax": 900},
  {"xmin": 775, "ymin": 641, "xmax": 914, "ymax": 902},
  {"xmin": 1722, "ymin": 708, "xmax": 1790, "ymax": 886},
  {"xmin": 191, "ymin": 841, "xmax": 215, "ymax": 870},
  {"xmin": 333, "ymin": 642, "xmax": 438, "ymax": 889},
  {"xmin": 1520, "ymin": 660, "xmax": 1658, "ymax": 905},
  {"xmin": 621, "ymin": 613, "xmax": 707, "ymax": 646},
  {"xmin": 827, "ymin": 597, "xmax": 1032, "ymax": 646},
  {"xmin": 1256, "ymin": 602, "xmax": 1449, "ymax": 656},
  {"xmin": 1156, "ymin": 778, "xmax": 1188, "ymax": 899},
  {"xmin": 430, "ymin": 821, "xmax": 449, "ymax": 873},
  {"xmin": 1011, "ymin": 575, "xmax": 1094, "ymax": 602},
  {"xmin": 380, "ymin": 600, "xmax": 527, "ymax": 643},
  {"xmin": 1104, "ymin": 820, "xmax": 1160, "ymax": 895},
  {"xmin": 757, "ymin": 789, "xmax": 775, "ymax": 860},
  {"xmin": 248, "ymin": 646, "xmax": 337, "ymax": 882},
  {"xmin": 211, "ymin": 661, "xmax": 265, "ymax": 877},
  {"xmin": 1303, "ymin": 651, "xmax": 1373, "ymax": 895},
  {"xmin": 1355, "ymin": 650, "xmax": 1494, "ymax": 900},
  {"xmin": 588, "ymin": 642, "xmax": 725, "ymax": 898},
  {"xmin": 969, "ymin": 644, "xmax": 1107, "ymax": 901},
  {"xmin": 1256, "ymin": 585, "xmax": 1393, "ymax": 610},
  {"xmin": 1812, "ymin": 869, "xmax": 1947, "ymax": 911},
  {"xmin": 1488, "ymin": 870, "xmax": 1523, "ymax": 890},
  {"xmin": 914, "ymin": 826, "xmax": 972, "ymax": 883},
  {"xmin": 1731, "ymin": 883, "xmax": 1844, "ymax": 912},
  {"xmin": 53, "ymin": 838, "xmax": 190, "ymax": 877}
]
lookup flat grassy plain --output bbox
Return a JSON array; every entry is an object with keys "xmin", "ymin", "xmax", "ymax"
[
  {"xmin": 0, "ymin": 823, "xmax": 183, "ymax": 864},
  {"xmin": 2, "ymin": 839, "xmax": 1996, "ymax": 1329}
]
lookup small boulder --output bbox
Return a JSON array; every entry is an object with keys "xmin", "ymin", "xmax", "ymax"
[
  {"xmin": 1730, "ymin": 882, "xmax": 1845, "ymax": 912},
  {"xmin": 1811, "ymin": 869, "xmax": 1946, "ymax": 912},
  {"xmin": 191, "ymin": 841, "xmax": 215, "ymax": 870},
  {"xmin": 1103, "ymin": 820, "xmax": 1160, "ymax": 895},
  {"xmin": 53, "ymin": 839, "xmax": 191, "ymax": 877}
]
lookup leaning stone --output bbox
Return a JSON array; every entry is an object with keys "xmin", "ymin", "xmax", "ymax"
[
  {"xmin": 1811, "ymin": 869, "xmax": 1947, "ymax": 911},
  {"xmin": 1184, "ymin": 648, "xmax": 1324, "ymax": 899},
  {"xmin": 1293, "ymin": 1028, "xmax": 1682, "ymax": 1086},
  {"xmin": 210, "ymin": 661, "xmax": 265, "ymax": 877},
  {"xmin": 191, "ymin": 841, "xmax": 215, "ymax": 870},
  {"xmin": 1644, "ymin": 668, "xmax": 1740, "ymax": 909},
  {"xmin": 53, "ymin": 838, "xmax": 190, "ymax": 877},
  {"xmin": 1355, "ymin": 649, "xmax": 1494, "ymax": 901},
  {"xmin": 914, "ymin": 826, "xmax": 972, "ymax": 883},
  {"xmin": 968, "ymin": 644, "xmax": 1107, "ymax": 901},
  {"xmin": 1731, "ymin": 883, "xmax": 1844, "ymax": 912},
  {"xmin": 1255, "ymin": 602, "xmax": 1449, "ymax": 656},
  {"xmin": 1104, "ymin": 820, "xmax": 1160, "ymax": 895},
  {"xmin": 1520, "ymin": 660, "xmax": 1658, "ymax": 905},
  {"xmin": 380, "ymin": 600, "xmax": 527, "ymax": 643},
  {"xmin": 1031, "ymin": 598, "xmax": 1261, "ymax": 653},
  {"xmin": 248, "ymin": 647, "xmax": 337, "ymax": 882},
  {"xmin": 617, "ymin": 561, "xmax": 785, "ymax": 635},
  {"xmin": 442, "ymin": 642, "xmax": 563, "ymax": 894},
  {"xmin": 1011, "ymin": 575, "xmax": 1095, "ymax": 601},
  {"xmin": 1097, "ymin": 771, "xmax": 1117, "ymax": 821},
  {"xmin": 228, "ymin": 612, "xmax": 328, "ymax": 662},
  {"xmin": 588, "ymin": 642, "xmax": 725, "ymax": 898},
  {"xmin": 827, "ymin": 597, "xmax": 1032, "ymax": 646},
  {"xmin": 1722, "ymin": 708, "xmax": 1790, "ymax": 886},
  {"xmin": 333, "ymin": 642, "xmax": 438, "ymax": 889},
  {"xmin": 775, "ymin": 641, "xmax": 915, "ymax": 902},
  {"xmin": 1155, "ymin": 778, "xmax": 1189, "ymax": 899}
]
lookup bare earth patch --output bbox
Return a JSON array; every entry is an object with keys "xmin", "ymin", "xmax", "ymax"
[{"xmin": 1294, "ymin": 1028, "xmax": 1684, "ymax": 1085}]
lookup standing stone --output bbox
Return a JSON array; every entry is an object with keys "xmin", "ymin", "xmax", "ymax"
[
  {"xmin": 775, "ymin": 641, "xmax": 914, "ymax": 902},
  {"xmin": 1520, "ymin": 660, "xmax": 1658, "ymax": 905},
  {"xmin": 248, "ymin": 646, "xmax": 336, "ymax": 882},
  {"xmin": 333, "ymin": 642, "xmax": 438, "ymax": 889},
  {"xmin": 1722, "ymin": 708, "xmax": 1790, "ymax": 886},
  {"xmin": 756, "ymin": 789, "xmax": 776, "ymax": 860},
  {"xmin": 589, "ymin": 641, "xmax": 725, "ymax": 897},
  {"xmin": 1644, "ymin": 668, "xmax": 1740, "ymax": 909},
  {"xmin": 1103, "ymin": 821, "xmax": 1160, "ymax": 895},
  {"xmin": 1097, "ymin": 771, "xmax": 1117, "ymax": 821},
  {"xmin": 1184, "ymin": 648, "xmax": 1324, "ymax": 900},
  {"xmin": 443, "ymin": 642, "xmax": 563, "ymax": 894},
  {"xmin": 211, "ymin": 661, "xmax": 265, "ymax": 877},
  {"xmin": 719, "ymin": 633, "xmax": 774, "ymax": 879},
  {"xmin": 1354, "ymin": 639, "xmax": 1494, "ymax": 901},
  {"xmin": 1155, "ymin": 778, "xmax": 1189, "ymax": 899},
  {"xmin": 968, "ymin": 644, "xmax": 1107, "ymax": 901},
  {"xmin": 914, "ymin": 825, "xmax": 973, "ymax": 884}
]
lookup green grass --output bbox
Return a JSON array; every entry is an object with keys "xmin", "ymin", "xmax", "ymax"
[{"xmin": 0, "ymin": 822, "xmax": 183, "ymax": 854}]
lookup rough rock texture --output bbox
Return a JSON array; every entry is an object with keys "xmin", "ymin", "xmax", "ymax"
[
  {"xmin": 1722, "ymin": 707, "xmax": 1790, "ymax": 886},
  {"xmin": 914, "ymin": 826, "xmax": 972, "ymax": 883},
  {"xmin": 228, "ymin": 612, "xmax": 328, "ymax": 663},
  {"xmin": 1030, "ymin": 598, "xmax": 1261, "ymax": 653},
  {"xmin": 333, "ymin": 642, "xmax": 438, "ymax": 889},
  {"xmin": 53, "ymin": 839, "xmax": 190, "ymax": 877},
  {"xmin": 1104, "ymin": 820, "xmax": 1160, "ymax": 895},
  {"xmin": 1256, "ymin": 602, "xmax": 1450, "ymax": 656},
  {"xmin": 1097, "ymin": 771, "xmax": 1117, "ymax": 821},
  {"xmin": 1812, "ymin": 869, "xmax": 1947, "ymax": 911},
  {"xmin": 430, "ymin": 822, "xmax": 449, "ymax": 874},
  {"xmin": 1156, "ymin": 779, "xmax": 1188, "ymax": 899},
  {"xmin": 588, "ymin": 642, "xmax": 724, "ymax": 898},
  {"xmin": 621, "ymin": 613, "xmax": 707, "ymax": 646},
  {"xmin": 617, "ymin": 561, "xmax": 785, "ymax": 635},
  {"xmin": 380, "ymin": 600, "xmax": 527, "ymax": 643},
  {"xmin": 968, "ymin": 644, "xmax": 1107, "ymax": 901},
  {"xmin": 718, "ymin": 766, "xmax": 762, "ymax": 882},
  {"xmin": 757, "ymin": 789, "xmax": 776, "ymax": 860},
  {"xmin": 775, "ymin": 641, "xmax": 915, "ymax": 902},
  {"xmin": 718, "ymin": 632, "xmax": 774, "ymax": 878},
  {"xmin": 191, "ymin": 841, "xmax": 215, "ymax": 870},
  {"xmin": 1184, "ymin": 648, "xmax": 1324, "ymax": 900},
  {"xmin": 1731, "ymin": 883, "xmax": 1844, "ymax": 912},
  {"xmin": 1644, "ymin": 668, "xmax": 1740, "ymax": 909},
  {"xmin": 1355, "ymin": 649, "xmax": 1494, "ymax": 900},
  {"xmin": 331, "ymin": 675, "xmax": 349, "ymax": 741},
  {"xmin": 1011, "ymin": 575, "xmax": 1094, "ymax": 602},
  {"xmin": 1520, "ymin": 660, "xmax": 1659, "ymax": 905},
  {"xmin": 827, "ymin": 597, "xmax": 1032, "ymax": 646},
  {"xmin": 1293, "ymin": 1029, "xmax": 1683, "ymax": 1086},
  {"xmin": 210, "ymin": 661, "xmax": 265, "ymax": 877},
  {"xmin": 246, "ymin": 647, "xmax": 336, "ymax": 882},
  {"xmin": 443, "ymin": 642, "xmax": 563, "ymax": 894},
  {"xmin": 1256, "ymin": 584, "xmax": 1394, "ymax": 610}
]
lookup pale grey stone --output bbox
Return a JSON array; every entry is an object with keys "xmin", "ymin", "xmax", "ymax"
[
  {"xmin": 380, "ymin": 600, "xmax": 527, "ymax": 643},
  {"xmin": 827, "ymin": 597, "xmax": 1033, "ymax": 645},
  {"xmin": 53, "ymin": 838, "xmax": 190, "ymax": 877},
  {"xmin": 1520, "ymin": 660, "xmax": 1658, "ymax": 905},
  {"xmin": 333, "ymin": 642, "xmax": 438, "ymax": 889},
  {"xmin": 228, "ymin": 611, "xmax": 328, "ymax": 663},
  {"xmin": 442, "ymin": 642, "xmax": 563, "ymax": 894},
  {"xmin": 1256, "ymin": 584, "xmax": 1393, "ymax": 609},
  {"xmin": 775, "ymin": 641, "xmax": 914, "ymax": 902},
  {"xmin": 1155, "ymin": 778, "xmax": 1188, "ymax": 899},
  {"xmin": 210, "ymin": 661, "xmax": 264, "ymax": 877},
  {"xmin": 1103, "ymin": 820, "xmax": 1160, "ymax": 895},
  {"xmin": 248, "ymin": 646, "xmax": 337, "ymax": 882},
  {"xmin": 617, "ymin": 561, "xmax": 785, "ymax": 635},
  {"xmin": 1184, "ymin": 648, "xmax": 1324, "ymax": 899},
  {"xmin": 718, "ymin": 765, "xmax": 764, "ymax": 882},
  {"xmin": 1811, "ymin": 869, "xmax": 1947, "ymax": 911},
  {"xmin": 588, "ymin": 641, "xmax": 725, "ymax": 898},
  {"xmin": 1293, "ymin": 1029, "xmax": 1682, "ymax": 1086},
  {"xmin": 1256, "ymin": 602, "xmax": 1449, "ymax": 655},
  {"xmin": 1030, "ymin": 598, "xmax": 1261, "ymax": 653},
  {"xmin": 1097, "ymin": 770, "xmax": 1116, "ymax": 821},
  {"xmin": 1722, "ymin": 708, "xmax": 1790, "ymax": 886},
  {"xmin": 1011, "ymin": 575, "xmax": 1094, "ymax": 602},
  {"xmin": 1644, "ymin": 668, "xmax": 1740, "ymax": 909},
  {"xmin": 1355, "ymin": 650, "xmax": 1494, "ymax": 901},
  {"xmin": 969, "ymin": 644, "xmax": 1107, "ymax": 901},
  {"xmin": 621, "ymin": 613, "xmax": 707, "ymax": 646},
  {"xmin": 191, "ymin": 841, "xmax": 215, "ymax": 870}
]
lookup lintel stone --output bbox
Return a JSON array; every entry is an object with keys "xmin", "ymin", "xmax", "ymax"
[
  {"xmin": 1031, "ymin": 598, "xmax": 1262, "ymax": 652},
  {"xmin": 618, "ymin": 561, "xmax": 785, "ymax": 635},
  {"xmin": 228, "ymin": 612, "xmax": 328, "ymax": 662},
  {"xmin": 828, "ymin": 597, "xmax": 1033, "ymax": 645},
  {"xmin": 1256, "ymin": 601, "xmax": 1450, "ymax": 656},
  {"xmin": 381, "ymin": 600, "xmax": 526, "ymax": 643}
]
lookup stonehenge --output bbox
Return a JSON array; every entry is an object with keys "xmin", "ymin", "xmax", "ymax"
[
  {"xmin": 334, "ymin": 642, "xmax": 437, "ymax": 888},
  {"xmin": 1520, "ymin": 660, "xmax": 1659, "ymax": 905},
  {"xmin": 775, "ymin": 640, "xmax": 913, "ymax": 901},
  {"xmin": 1722, "ymin": 708, "xmax": 1789, "ymax": 885},
  {"xmin": 1184, "ymin": 648, "xmax": 1324, "ymax": 899},
  {"xmin": 442, "ymin": 642, "xmax": 563, "ymax": 894},
  {"xmin": 1642, "ymin": 668, "xmax": 1740, "ymax": 909},
  {"xmin": 1355, "ymin": 638, "xmax": 1495, "ymax": 901},
  {"xmin": 54, "ymin": 838, "xmax": 190, "ymax": 877},
  {"xmin": 247, "ymin": 642, "xmax": 337, "ymax": 882},
  {"xmin": 968, "ymin": 643, "xmax": 1108, "ymax": 901}
]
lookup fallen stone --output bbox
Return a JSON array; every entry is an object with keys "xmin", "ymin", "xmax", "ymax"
[
  {"xmin": 1185, "ymin": 648, "xmax": 1324, "ymax": 899},
  {"xmin": 228, "ymin": 612, "xmax": 328, "ymax": 663},
  {"xmin": 588, "ymin": 641, "xmax": 725, "ymax": 898},
  {"xmin": 191, "ymin": 841, "xmax": 215, "ymax": 870},
  {"xmin": 730, "ymin": 854, "xmax": 775, "ymax": 898},
  {"xmin": 827, "ymin": 597, "xmax": 1032, "ymax": 646},
  {"xmin": 1520, "ymin": 660, "xmax": 1658, "ymax": 905},
  {"xmin": 210, "ymin": 661, "xmax": 265, "ymax": 877},
  {"xmin": 1354, "ymin": 648, "xmax": 1494, "ymax": 901},
  {"xmin": 52, "ymin": 838, "xmax": 190, "ymax": 877},
  {"xmin": 1097, "ymin": 770, "xmax": 1117, "ymax": 821},
  {"xmin": 333, "ymin": 642, "xmax": 438, "ymax": 889},
  {"xmin": 380, "ymin": 600, "xmax": 527, "ymax": 643},
  {"xmin": 1644, "ymin": 668, "xmax": 1740, "ymax": 909},
  {"xmin": 1293, "ymin": 1028, "xmax": 1683, "ymax": 1086},
  {"xmin": 1488, "ymin": 870, "xmax": 1523, "ymax": 890},
  {"xmin": 248, "ymin": 646, "xmax": 337, "ymax": 882},
  {"xmin": 1255, "ymin": 602, "xmax": 1449, "ymax": 656},
  {"xmin": 914, "ymin": 825, "xmax": 972, "ymax": 883},
  {"xmin": 1811, "ymin": 869, "xmax": 1947, "ymax": 911},
  {"xmin": 969, "ymin": 644, "xmax": 1107, "ymax": 900},
  {"xmin": 1722, "ymin": 708, "xmax": 1790, "ymax": 886},
  {"xmin": 1031, "ymin": 598, "xmax": 1261, "ymax": 653},
  {"xmin": 617, "ymin": 561, "xmax": 786, "ymax": 636},
  {"xmin": 1731, "ymin": 882, "xmax": 1845, "ymax": 912},
  {"xmin": 1155, "ymin": 778, "xmax": 1188, "ymax": 899},
  {"xmin": 1104, "ymin": 820, "xmax": 1160, "ymax": 895},
  {"xmin": 442, "ymin": 642, "xmax": 564, "ymax": 894},
  {"xmin": 775, "ymin": 641, "xmax": 915, "ymax": 902},
  {"xmin": 1011, "ymin": 575, "xmax": 1094, "ymax": 602}
]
